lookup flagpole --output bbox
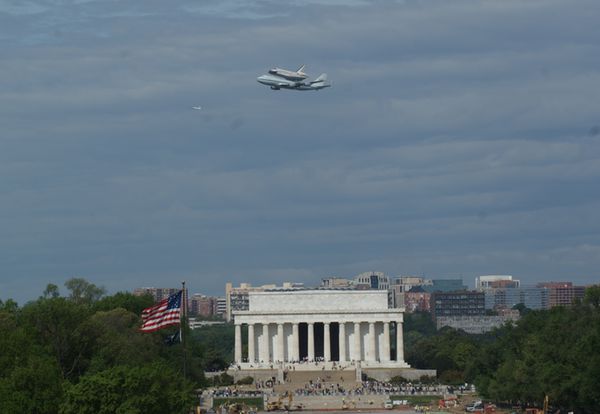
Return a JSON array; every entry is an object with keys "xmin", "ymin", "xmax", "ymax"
[{"xmin": 181, "ymin": 280, "xmax": 187, "ymax": 380}]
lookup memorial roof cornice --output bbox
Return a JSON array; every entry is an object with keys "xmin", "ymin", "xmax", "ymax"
[{"xmin": 233, "ymin": 309, "xmax": 405, "ymax": 315}]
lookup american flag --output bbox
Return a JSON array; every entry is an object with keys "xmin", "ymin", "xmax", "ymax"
[{"xmin": 140, "ymin": 290, "xmax": 182, "ymax": 332}]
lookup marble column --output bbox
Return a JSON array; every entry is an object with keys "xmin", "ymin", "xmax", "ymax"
[
  {"xmin": 353, "ymin": 322, "xmax": 361, "ymax": 361},
  {"xmin": 248, "ymin": 323, "xmax": 255, "ymax": 363},
  {"xmin": 292, "ymin": 323, "xmax": 300, "ymax": 362},
  {"xmin": 368, "ymin": 322, "xmax": 376, "ymax": 361},
  {"xmin": 382, "ymin": 321, "xmax": 391, "ymax": 362},
  {"xmin": 277, "ymin": 323, "xmax": 285, "ymax": 362},
  {"xmin": 308, "ymin": 322, "xmax": 315, "ymax": 361},
  {"xmin": 396, "ymin": 321, "xmax": 404, "ymax": 362},
  {"xmin": 339, "ymin": 322, "xmax": 346, "ymax": 362},
  {"xmin": 324, "ymin": 322, "xmax": 331, "ymax": 362},
  {"xmin": 234, "ymin": 323, "xmax": 242, "ymax": 363},
  {"xmin": 260, "ymin": 323, "xmax": 270, "ymax": 363}
]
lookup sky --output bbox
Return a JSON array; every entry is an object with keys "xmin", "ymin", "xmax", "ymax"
[{"xmin": 1, "ymin": 0, "xmax": 600, "ymax": 304}]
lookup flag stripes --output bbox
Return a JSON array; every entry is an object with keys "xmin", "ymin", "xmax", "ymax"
[{"xmin": 140, "ymin": 290, "xmax": 182, "ymax": 332}]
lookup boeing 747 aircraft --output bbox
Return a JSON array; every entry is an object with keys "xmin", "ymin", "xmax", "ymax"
[{"xmin": 257, "ymin": 70, "xmax": 330, "ymax": 91}]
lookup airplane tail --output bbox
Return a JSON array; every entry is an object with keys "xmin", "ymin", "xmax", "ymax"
[
  {"xmin": 311, "ymin": 73, "xmax": 327, "ymax": 83},
  {"xmin": 296, "ymin": 64, "xmax": 306, "ymax": 73}
]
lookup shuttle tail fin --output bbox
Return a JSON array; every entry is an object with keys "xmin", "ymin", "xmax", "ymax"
[{"xmin": 296, "ymin": 64, "xmax": 306, "ymax": 73}]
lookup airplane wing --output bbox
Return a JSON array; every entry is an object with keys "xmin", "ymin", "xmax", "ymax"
[{"xmin": 192, "ymin": 106, "xmax": 202, "ymax": 110}]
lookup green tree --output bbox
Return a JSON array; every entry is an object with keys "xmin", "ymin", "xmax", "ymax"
[
  {"xmin": 83, "ymin": 308, "xmax": 162, "ymax": 373},
  {"xmin": 64, "ymin": 278, "xmax": 106, "ymax": 304},
  {"xmin": 512, "ymin": 302, "xmax": 532, "ymax": 316},
  {"xmin": 0, "ymin": 298, "xmax": 19, "ymax": 313},
  {"xmin": 0, "ymin": 302, "xmax": 64, "ymax": 414},
  {"xmin": 583, "ymin": 285, "xmax": 600, "ymax": 308},
  {"xmin": 59, "ymin": 363, "xmax": 194, "ymax": 414},
  {"xmin": 93, "ymin": 291, "xmax": 154, "ymax": 315},
  {"xmin": 0, "ymin": 354, "xmax": 63, "ymax": 414},
  {"xmin": 404, "ymin": 311, "xmax": 436, "ymax": 336},
  {"xmin": 468, "ymin": 306, "xmax": 600, "ymax": 413},
  {"xmin": 43, "ymin": 283, "xmax": 61, "ymax": 299},
  {"xmin": 20, "ymin": 297, "xmax": 94, "ymax": 380},
  {"xmin": 0, "ymin": 282, "xmax": 208, "ymax": 414},
  {"xmin": 191, "ymin": 323, "xmax": 235, "ymax": 369}
]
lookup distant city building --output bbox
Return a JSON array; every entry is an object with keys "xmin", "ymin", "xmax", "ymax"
[
  {"xmin": 225, "ymin": 282, "xmax": 304, "ymax": 322},
  {"xmin": 496, "ymin": 308, "xmax": 521, "ymax": 318},
  {"xmin": 404, "ymin": 286, "xmax": 431, "ymax": 313},
  {"xmin": 391, "ymin": 276, "xmax": 433, "ymax": 293},
  {"xmin": 133, "ymin": 287, "xmax": 181, "ymax": 302},
  {"xmin": 424, "ymin": 279, "xmax": 467, "ymax": 293},
  {"xmin": 189, "ymin": 294, "xmax": 218, "ymax": 317},
  {"xmin": 436, "ymin": 314, "xmax": 520, "ymax": 334},
  {"xmin": 353, "ymin": 271, "xmax": 390, "ymax": 290},
  {"xmin": 353, "ymin": 271, "xmax": 395, "ymax": 307},
  {"xmin": 476, "ymin": 275, "xmax": 520, "ymax": 290},
  {"xmin": 431, "ymin": 291, "xmax": 485, "ymax": 320},
  {"xmin": 391, "ymin": 277, "xmax": 465, "ymax": 312},
  {"xmin": 215, "ymin": 297, "xmax": 226, "ymax": 317},
  {"xmin": 320, "ymin": 277, "xmax": 354, "ymax": 288},
  {"xmin": 537, "ymin": 282, "xmax": 586, "ymax": 307},
  {"xmin": 484, "ymin": 286, "xmax": 549, "ymax": 310},
  {"xmin": 389, "ymin": 276, "xmax": 426, "ymax": 308}
]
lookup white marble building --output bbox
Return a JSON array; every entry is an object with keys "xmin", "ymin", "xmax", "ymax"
[{"xmin": 233, "ymin": 289, "xmax": 409, "ymax": 369}]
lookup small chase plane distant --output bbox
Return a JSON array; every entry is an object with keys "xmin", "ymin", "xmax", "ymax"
[{"xmin": 257, "ymin": 65, "xmax": 330, "ymax": 91}]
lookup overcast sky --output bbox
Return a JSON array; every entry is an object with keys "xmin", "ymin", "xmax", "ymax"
[{"xmin": 1, "ymin": 0, "xmax": 600, "ymax": 304}]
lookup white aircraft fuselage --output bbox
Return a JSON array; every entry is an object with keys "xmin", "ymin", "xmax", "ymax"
[{"xmin": 257, "ymin": 73, "xmax": 330, "ymax": 91}]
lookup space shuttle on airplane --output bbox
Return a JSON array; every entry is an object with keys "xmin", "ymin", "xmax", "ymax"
[
  {"xmin": 268, "ymin": 65, "xmax": 308, "ymax": 81},
  {"xmin": 257, "ymin": 72, "xmax": 330, "ymax": 91}
]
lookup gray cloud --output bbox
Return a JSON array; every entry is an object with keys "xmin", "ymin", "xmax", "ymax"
[{"xmin": 1, "ymin": 0, "xmax": 600, "ymax": 303}]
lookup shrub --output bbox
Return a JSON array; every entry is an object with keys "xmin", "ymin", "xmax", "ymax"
[{"xmin": 236, "ymin": 376, "xmax": 254, "ymax": 385}]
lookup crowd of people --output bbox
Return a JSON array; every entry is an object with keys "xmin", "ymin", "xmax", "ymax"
[
  {"xmin": 208, "ymin": 374, "xmax": 474, "ymax": 399},
  {"xmin": 230, "ymin": 359, "xmax": 356, "ymax": 371},
  {"xmin": 207, "ymin": 388, "xmax": 263, "ymax": 398},
  {"xmin": 290, "ymin": 378, "xmax": 457, "ymax": 397}
]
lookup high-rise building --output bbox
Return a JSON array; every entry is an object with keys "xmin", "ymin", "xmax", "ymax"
[
  {"xmin": 484, "ymin": 286, "xmax": 549, "ymax": 310},
  {"xmin": 431, "ymin": 291, "xmax": 485, "ymax": 320},
  {"xmin": 133, "ymin": 287, "xmax": 181, "ymax": 302},
  {"xmin": 537, "ymin": 282, "xmax": 586, "ymax": 307},
  {"xmin": 404, "ymin": 286, "xmax": 431, "ymax": 313},
  {"xmin": 320, "ymin": 277, "xmax": 354, "ymax": 288},
  {"xmin": 215, "ymin": 297, "xmax": 226, "ymax": 317},
  {"xmin": 422, "ymin": 279, "xmax": 467, "ymax": 293},
  {"xmin": 189, "ymin": 294, "xmax": 217, "ymax": 317},
  {"xmin": 353, "ymin": 271, "xmax": 394, "ymax": 307},
  {"xmin": 476, "ymin": 275, "xmax": 520, "ymax": 290},
  {"xmin": 390, "ymin": 276, "xmax": 433, "ymax": 293},
  {"xmin": 353, "ymin": 271, "xmax": 390, "ymax": 290},
  {"xmin": 391, "ymin": 277, "xmax": 465, "ymax": 311}
]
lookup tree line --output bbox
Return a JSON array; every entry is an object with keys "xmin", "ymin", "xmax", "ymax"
[
  {"xmin": 404, "ymin": 285, "xmax": 600, "ymax": 413},
  {"xmin": 0, "ymin": 278, "xmax": 212, "ymax": 414},
  {"xmin": 2, "ymin": 280, "xmax": 599, "ymax": 413}
]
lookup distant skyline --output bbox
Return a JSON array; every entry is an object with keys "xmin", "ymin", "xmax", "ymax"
[{"xmin": 1, "ymin": 0, "xmax": 599, "ymax": 305}]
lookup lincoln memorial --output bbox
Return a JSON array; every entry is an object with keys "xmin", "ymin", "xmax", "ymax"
[{"xmin": 232, "ymin": 289, "xmax": 410, "ymax": 371}]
